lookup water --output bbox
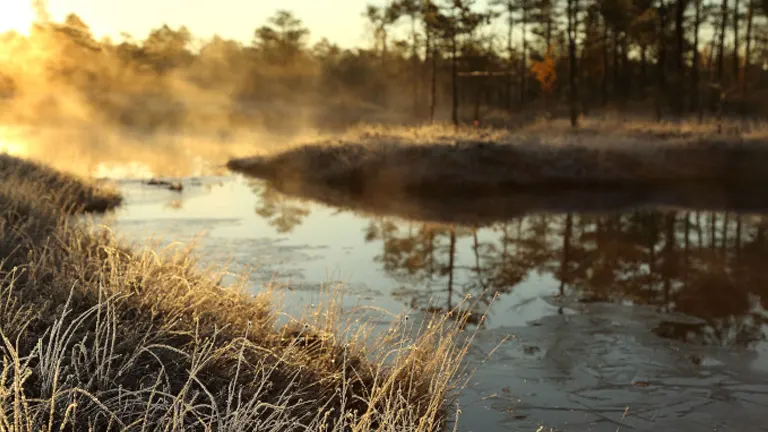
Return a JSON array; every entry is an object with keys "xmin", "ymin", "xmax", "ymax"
[{"xmin": 97, "ymin": 175, "xmax": 768, "ymax": 432}]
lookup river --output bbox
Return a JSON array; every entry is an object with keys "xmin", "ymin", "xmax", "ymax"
[{"xmin": 91, "ymin": 175, "xmax": 768, "ymax": 432}]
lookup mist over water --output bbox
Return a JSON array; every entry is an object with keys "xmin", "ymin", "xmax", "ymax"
[
  {"xmin": 0, "ymin": 122, "xmax": 312, "ymax": 178},
  {"xmin": 0, "ymin": 8, "xmax": 425, "ymax": 178}
]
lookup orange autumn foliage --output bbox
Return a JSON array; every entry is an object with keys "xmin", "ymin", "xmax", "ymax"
[{"xmin": 531, "ymin": 45, "xmax": 557, "ymax": 94}]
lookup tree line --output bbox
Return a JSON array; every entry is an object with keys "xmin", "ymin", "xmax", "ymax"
[
  {"xmin": 0, "ymin": 1, "xmax": 767, "ymax": 132},
  {"xmin": 370, "ymin": 0, "xmax": 768, "ymax": 126}
]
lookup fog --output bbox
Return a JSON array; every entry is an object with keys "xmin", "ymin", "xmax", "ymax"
[{"xmin": 0, "ymin": 7, "xmax": 427, "ymax": 178}]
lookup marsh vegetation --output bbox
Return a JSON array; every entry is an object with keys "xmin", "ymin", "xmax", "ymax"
[
  {"xmin": 228, "ymin": 121, "xmax": 768, "ymax": 214},
  {"xmin": 0, "ymin": 155, "xmax": 472, "ymax": 431}
]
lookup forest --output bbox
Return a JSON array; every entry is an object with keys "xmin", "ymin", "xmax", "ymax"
[{"xmin": 1, "ymin": 0, "xmax": 767, "ymax": 134}]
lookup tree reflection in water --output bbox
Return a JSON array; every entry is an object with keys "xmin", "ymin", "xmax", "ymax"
[
  {"xmin": 250, "ymin": 181, "xmax": 311, "ymax": 233},
  {"xmin": 250, "ymin": 183, "xmax": 768, "ymax": 348},
  {"xmin": 370, "ymin": 211, "xmax": 768, "ymax": 346}
]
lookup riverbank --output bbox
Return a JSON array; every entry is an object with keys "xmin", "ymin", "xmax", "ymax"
[
  {"xmin": 0, "ymin": 154, "xmax": 468, "ymax": 431},
  {"xmin": 228, "ymin": 120, "xmax": 768, "ymax": 207},
  {"xmin": 0, "ymin": 153, "xmax": 123, "ymax": 212},
  {"xmin": 243, "ymin": 178, "xmax": 768, "ymax": 226}
]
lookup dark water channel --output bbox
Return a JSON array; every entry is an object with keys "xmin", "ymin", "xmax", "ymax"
[{"xmin": 98, "ymin": 176, "xmax": 768, "ymax": 432}]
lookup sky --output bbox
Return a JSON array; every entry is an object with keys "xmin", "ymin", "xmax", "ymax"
[{"xmin": 2, "ymin": 0, "xmax": 377, "ymax": 48}]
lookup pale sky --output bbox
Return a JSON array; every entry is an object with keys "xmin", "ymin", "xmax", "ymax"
[{"xmin": 3, "ymin": 0, "xmax": 378, "ymax": 48}]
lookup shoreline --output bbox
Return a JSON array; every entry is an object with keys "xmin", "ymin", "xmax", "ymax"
[
  {"xmin": 227, "ymin": 122, "xmax": 768, "ymax": 225},
  {"xmin": 0, "ymin": 154, "xmax": 467, "ymax": 431},
  {"xmin": 238, "ymin": 174, "xmax": 768, "ymax": 226}
]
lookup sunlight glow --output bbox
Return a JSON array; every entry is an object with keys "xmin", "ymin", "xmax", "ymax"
[
  {"xmin": 0, "ymin": 2, "xmax": 37, "ymax": 36},
  {"xmin": 0, "ymin": 127, "xmax": 29, "ymax": 157},
  {"xmin": 92, "ymin": 162, "xmax": 155, "ymax": 179},
  {"xmin": 0, "ymin": 139, "xmax": 28, "ymax": 157}
]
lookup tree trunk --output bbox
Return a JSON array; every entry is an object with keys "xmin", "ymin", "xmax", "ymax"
[
  {"xmin": 622, "ymin": 32, "xmax": 629, "ymax": 97},
  {"xmin": 707, "ymin": 26, "xmax": 718, "ymax": 77},
  {"xmin": 743, "ymin": 0, "xmax": 754, "ymax": 94},
  {"xmin": 545, "ymin": 8, "xmax": 553, "ymax": 50},
  {"xmin": 506, "ymin": 5, "xmax": 514, "ymax": 113},
  {"xmin": 613, "ymin": 29, "xmax": 620, "ymax": 100},
  {"xmin": 473, "ymin": 84, "xmax": 485, "ymax": 125},
  {"xmin": 647, "ymin": 218, "xmax": 658, "ymax": 301},
  {"xmin": 696, "ymin": 212, "xmax": 704, "ymax": 249},
  {"xmin": 428, "ymin": 31, "xmax": 437, "ymax": 123},
  {"xmin": 657, "ymin": 0, "xmax": 668, "ymax": 121},
  {"xmin": 568, "ymin": 0, "xmax": 579, "ymax": 127},
  {"xmin": 718, "ymin": 0, "xmax": 728, "ymax": 83},
  {"xmin": 736, "ymin": 215, "xmax": 742, "ymax": 260},
  {"xmin": 675, "ymin": 0, "xmax": 687, "ymax": 114},
  {"xmin": 581, "ymin": 10, "xmax": 593, "ymax": 114},
  {"xmin": 692, "ymin": 0, "xmax": 702, "ymax": 115},
  {"xmin": 663, "ymin": 213, "xmax": 676, "ymax": 310},
  {"xmin": 520, "ymin": 0, "xmax": 529, "ymax": 105},
  {"xmin": 717, "ymin": 0, "xmax": 729, "ymax": 125},
  {"xmin": 411, "ymin": 15, "xmax": 419, "ymax": 118},
  {"xmin": 602, "ymin": 17, "xmax": 609, "ymax": 105},
  {"xmin": 382, "ymin": 27, "xmax": 389, "ymax": 58},
  {"xmin": 733, "ymin": 0, "xmax": 740, "ymax": 81},
  {"xmin": 451, "ymin": 28, "xmax": 458, "ymax": 127},
  {"xmin": 641, "ymin": 44, "xmax": 648, "ymax": 98},
  {"xmin": 559, "ymin": 213, "xmax": 573, "ymax": 296}
]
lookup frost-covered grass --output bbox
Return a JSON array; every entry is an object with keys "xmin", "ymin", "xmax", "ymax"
[
  {"xmin": 0, "ymin": 153, "xmax": 122, "ymax": 212},
  {"xmin": 228, "ymin": 119, "xmax": 768, "ymax": 198},
  {"xmin": 0, "ymin": 155, "xmax": 471, "ymax": 431},
  {"xmin": 226, "ymin": 119, "xmax": 768, "ymax": 224}
]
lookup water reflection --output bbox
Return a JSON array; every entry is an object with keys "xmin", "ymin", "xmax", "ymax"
[
  {"xmin": 251, "ymin": 183, "xmax": 310, "ymax": 233},
  {"xmin": 248, "ymin": 181, "xmax": 768, "ymax": 348}
]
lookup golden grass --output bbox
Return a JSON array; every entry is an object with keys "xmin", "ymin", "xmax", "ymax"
[
  {"xmin": 0, "ymin": 155, "xmax": 472, "ymax": 431},
  {"xmin": 227, "ymin": 119, "xmax": 768, "ymax": 223},
  {"xmin": 0, "ymin": 153, "xmax": 122, "ymax": 213}
]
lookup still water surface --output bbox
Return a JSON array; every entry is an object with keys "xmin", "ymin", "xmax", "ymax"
[{"xmin": 97, "ymin": 176, "xmax": 768, "ymax": 432}]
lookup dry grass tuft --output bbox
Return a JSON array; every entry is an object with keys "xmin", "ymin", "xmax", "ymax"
[{"xmin": 0, "ymin": 154, "xmax": 471, "ymax": 431}]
